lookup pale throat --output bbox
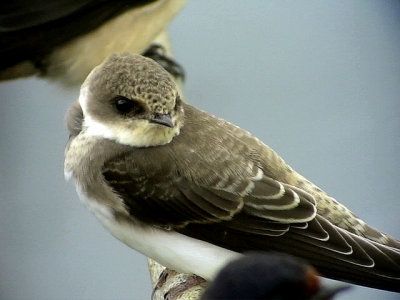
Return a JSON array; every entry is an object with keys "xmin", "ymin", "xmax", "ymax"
[{"xmin": 83, "ymin": 115, "xmax": 180, "ymax": 147}]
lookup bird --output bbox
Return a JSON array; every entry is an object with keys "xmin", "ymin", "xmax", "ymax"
[
  {"xmin": 0, "ymin": 0, "xmax": 186, "ymax": 85},
  {"xmin": 64, "ymin": 53, "xmax": 400, "ymax": 293},
  {"xmin": 200, "ymin": 252, "xmax": 350, "ymax": 300}
]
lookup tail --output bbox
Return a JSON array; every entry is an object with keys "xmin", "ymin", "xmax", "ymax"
[{"xmin": 265, "ymin": 216, "xmax": 400, "ymax": 292}]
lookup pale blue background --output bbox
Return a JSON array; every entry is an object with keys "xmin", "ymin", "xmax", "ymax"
[{"xmin": 1, "ymin": 1, "xmax": 399, "ymax": 299}]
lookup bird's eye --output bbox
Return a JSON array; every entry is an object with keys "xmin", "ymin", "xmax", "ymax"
[
  {"xmin": 114, "ymin": 96, "xmax": 134, "ymax": 114},
  {"xmin": 113, "ymin": 96, "xmax": 145, "ymax": 115}
]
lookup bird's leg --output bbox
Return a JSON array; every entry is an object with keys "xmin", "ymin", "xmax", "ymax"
[{"xmin": 142, "ymin": 43, "xmax": 185, "ymax": 82}]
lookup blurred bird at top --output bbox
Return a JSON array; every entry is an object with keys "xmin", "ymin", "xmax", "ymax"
[{"xmin": 0, "ymin": 0, "xmax": 186, "ymax": 85}]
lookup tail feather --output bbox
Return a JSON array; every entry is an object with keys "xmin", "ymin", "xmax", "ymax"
[{"xmin": 255, "ymin": 232, "xmax": 400, "ymax": 292}]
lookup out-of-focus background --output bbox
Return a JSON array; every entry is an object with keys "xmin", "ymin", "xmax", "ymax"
[{"xmin": 1, "ymin": 1, "xmax": 399, "ymax": 299}]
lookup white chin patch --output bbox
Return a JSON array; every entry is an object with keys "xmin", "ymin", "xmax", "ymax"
[{"xmin": 83, "ymin": 115, "xmax": 178, "ymax": 147}]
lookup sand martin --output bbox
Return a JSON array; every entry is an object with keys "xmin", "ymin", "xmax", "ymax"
[{"xmin": 64, "ymin": 53, "xmax": 400, "ymax": 292}]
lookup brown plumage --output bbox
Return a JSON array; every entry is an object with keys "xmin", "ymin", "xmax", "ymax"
[{"xmin": 65, "ymin": 53, "xmax": 400, "ymax": 292}]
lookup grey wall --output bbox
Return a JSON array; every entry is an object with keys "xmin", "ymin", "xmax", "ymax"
[{"xmin": 1, "ymin": 1, "xmax": 399, "ymax": 299}]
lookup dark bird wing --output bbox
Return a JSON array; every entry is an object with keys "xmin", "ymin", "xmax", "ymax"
[
  {"xmin": 102, "ymin": 104, "xmax": 400, "ymax": 292},
  {"xmin": 0, "ymin": 0, "xmax": 157, "ymax": 71}
]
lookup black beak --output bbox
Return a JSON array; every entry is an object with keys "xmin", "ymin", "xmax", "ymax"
[
  {"xmin": 150, "ymin": 114, "xmax": 174, "ymax": 128},
  {"xmin": 310, "ymin": 282, "xmax": 351, "ymax": 300}
]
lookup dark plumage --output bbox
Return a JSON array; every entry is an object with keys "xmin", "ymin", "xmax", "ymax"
[{"xmin": 201, "ymin": 252, "xmax": 350, "ymax": 300}]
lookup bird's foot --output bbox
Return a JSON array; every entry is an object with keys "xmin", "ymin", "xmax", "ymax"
[
  {"xmin": 142, "ymin": 44, "xmax": 185, "ymax": 82},
  {"xmin": 152, "ymin": 268, "xmax": 206, "ymax": 300}
]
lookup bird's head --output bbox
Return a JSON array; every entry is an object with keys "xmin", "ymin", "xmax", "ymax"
[{"xmin": 78, "ymin": 53, "xmax": 184, "ymax": 147}]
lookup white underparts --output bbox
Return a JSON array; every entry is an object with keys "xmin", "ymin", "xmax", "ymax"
[
  {"xmin": 77, "ymin": 185, "xmax": 241, "ymax": 280},
  {"xmin": 104, "ymin": 217, "xmax": 242, "ymax": 280}
]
